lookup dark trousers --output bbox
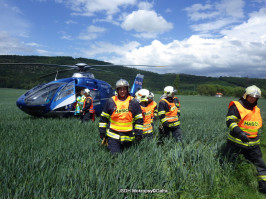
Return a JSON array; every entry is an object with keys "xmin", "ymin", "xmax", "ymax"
[
  {"xmin": 159, "ymin": 126, "xmax": 182, "ymax": 142},
  {"xmin": 107, "ymin": 137, "xmax": 132, "ymax": 154},
  {"xmin": 143, "ymin": 133, "xmax": 153, "ymax": 139},
  {"xmin": 82, "ymin": 112, "xmax": 91, "ymax": 123},
  {"xmin": 222, "ymin": 141, "xmax": 266, "ymax": 192}
]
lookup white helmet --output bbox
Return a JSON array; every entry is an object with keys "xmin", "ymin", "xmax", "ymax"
[
  {"xmin": 84, "ymin": 88, "xmax": 90, "ymax": 94},
  {"xmin": 148, "ymin": 92, "xmax": 154, "ymax": 100},
  {"xmin": 135, "ymin": 90, "xmax": 140, "ymax": 98},
  {"xmin": 164, "ymin": 86, "xmax": 176, "ymax": 97},
  {"xmin": 136, "ymin": 89, "xmax": 150, "ymax": 102},
  {"xmin": 243, "ymin": 85, "xmax": 261, "ymax": 99},
  {"xmin": 116, "ymin": 79, "xmax": 129, "ymax": 90}
]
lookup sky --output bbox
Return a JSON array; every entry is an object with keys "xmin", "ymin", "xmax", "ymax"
[{"xmin": 0, "ymin": 0, "xmax": 266, "ymax": 78}]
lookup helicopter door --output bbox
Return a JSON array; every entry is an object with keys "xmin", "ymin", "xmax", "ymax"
[{"xmin": 50, "ymin": 80, "xmax": 76, "ymax": 111}]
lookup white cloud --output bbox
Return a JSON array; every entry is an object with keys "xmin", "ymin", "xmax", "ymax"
[
  {"xmin": 185, "ymin": 0, "xmax": 245, "ymax": 34},
  {"xmin": 0, "ymin": 31, "xmax": 33, "ymax": 54},
  {"xmin": 184, "ymin": 3, "xmax": 218, "ymax": 21},
  {"xmin": 86, "ymin": 7, "xmax": 266, "ymax": 78},
  {"xmin": 36, "ymin": 49, "xmax": 65, "ymax": 56},
  {"xmin": 26, "ymin": 42, "xmax": 42, "ymax": 47},
  {"xmin": 58, "ymin": 31, "xmax": 73, "ymax": 40},
  {"xmin": 61, "ymin": 35, "xmax": 73, "ymax": 40},
  {"xmin": 221, "ymin": 8, "xmax": 266, "ymax": 41},
  {"xmin": 56, "ymin": 0, "xmax": 137, "ymax": 16},
  {"xmin": 121, "ymin": 10, "xmax": 173, "ymax": 38},
  {"xmin": 80, "ymin": 41, "xmax": 141, "ymax": 58},
  {"xmin": 190, "ymin": 17, "xmax": 238, "ymax": 33},
  {"xmin": 216, "ymin": 0, "xmax": 245, "ymax": 18},
  {"xmin": 138, "ymin": 1, "xmax": 153, "ymax": 10},
  {"xmin": 78, "ymin": 25, "xmax": 106, "ymax": 40},
  {"xmin": 65, "ymin": 19, "xmax": 77, "ymax": 24}
]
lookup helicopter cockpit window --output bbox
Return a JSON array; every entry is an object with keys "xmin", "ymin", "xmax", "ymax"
[
  {"xmin": 55, "ymin": 82, "xmax": 75, "ymax": 102},
  {"xmin": 24, "ymin": 83, "xmax": 46, "ymax": 96},
  {"xmin": 25, "ymin": 82, "xmax": 65, "ymax": 105},
  {"xmin": 90, "ymin": 90, "xmax": 99, "ymax": 100}
]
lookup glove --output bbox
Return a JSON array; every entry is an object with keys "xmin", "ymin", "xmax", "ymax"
[
  {"xmin": 159, "ymin": 124, "xmax": 165, "ymax": 134},
  {"xmin": 238, "ymin": 132, "xmax": 251, "ymax": 143},
  {"xmin": 100, "ymin": 132, "xmax": 106, "ymax": 140}
]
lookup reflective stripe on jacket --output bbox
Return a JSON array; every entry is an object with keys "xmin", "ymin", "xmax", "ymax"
[
  {"xmin": 109, "ymin": 96, "xmax": 134, "ymax": 132},
  {"xmin": 159, "ymin": 98, "xmax": 179, "ymax": 123},
  {"xmin": 229, "ymin": 101, "xmax": 262, "ymax": 138},
  {"xmin": 228, "ymin": 133, "xmax": 260, "ymax": 147},
  {"xmin": 106, "ymin": 129, "xmax": 135, "ymax": 142}
]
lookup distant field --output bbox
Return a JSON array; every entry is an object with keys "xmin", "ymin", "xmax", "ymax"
[{"xmin": 1, "ymin": 88, "xmax": 266, "ymax": 198}]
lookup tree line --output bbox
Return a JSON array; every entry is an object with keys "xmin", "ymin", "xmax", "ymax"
[{"xmin": 0, "ymin": 55, "xmax": 265, "ymax": 97}]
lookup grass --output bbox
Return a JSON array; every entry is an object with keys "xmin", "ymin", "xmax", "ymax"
[{"xmin": 1, "ymin": 88, "xmax": 266, "ymax": 198}]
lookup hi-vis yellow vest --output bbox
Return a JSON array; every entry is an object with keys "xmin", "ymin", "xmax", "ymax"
[
  {"xmin": 229, "ymin": 101, "xmax": 262, "ymax": 138},
  {"xmin": 110, "ymin": 96, "xmax": 133, "ymax": 132}
]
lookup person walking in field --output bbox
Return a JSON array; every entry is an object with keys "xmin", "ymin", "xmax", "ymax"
[
  {"xmin": 136, "ymin": 89, "xmax": 154, "ymax": 139},
  {"xmin": 221, "ymin": 85, "xmax": 266, "ymax": 193},
  {"xmin": 158, "ymin": 86, "xmax": 182, "ymax": 142},
  {"xmin": 82, "ymin": 89, "xmax": 94, "ymax": 123},
  {"xmin": 98, "ymin": 79, "xmax": 143, "ymax": 154}
]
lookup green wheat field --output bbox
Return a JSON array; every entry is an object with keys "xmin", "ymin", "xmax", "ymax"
[{"xmin": 1, "ymin": 88, "xmax": 266, "ymax": 198}]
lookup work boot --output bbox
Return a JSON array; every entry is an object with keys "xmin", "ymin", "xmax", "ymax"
[{"xmin": 258, "ymin": 181, "xmax": 266, "ymax": 193}]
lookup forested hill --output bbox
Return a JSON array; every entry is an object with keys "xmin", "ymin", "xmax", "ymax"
[{"xmin": 0, "ymin": 55, "xmax": 265, "ymax": 97}]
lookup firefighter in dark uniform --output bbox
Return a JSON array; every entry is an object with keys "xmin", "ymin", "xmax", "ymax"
[
  {"xmin": 222, "ymin": 85, "xmax": 266, "ymax": 193},
  {"xmin": 158, "ymin": 86, "xmax": 182, "ymax": 142},
  {"xmin": 82, "ymin": 89, "xmax": 93, "ymax": 123},
  {"xmin": 98, "ymin": 79, "xmax": 143, "ymax": 154}
]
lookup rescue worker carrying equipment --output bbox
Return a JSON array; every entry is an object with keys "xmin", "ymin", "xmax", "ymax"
[
  {"xmin": 82, "ymin": 88, "xmax": 94, "ymax": 122},
  {"xmin": 98, "ymin": 79, "xmax": 143, "ymax": 154},
  {"xmin": 136, "ymin": 89, "xmax": 154, "ymax": 138},
  {"xmin": 221, "ymin": 85, "xmax": 266, "ymax": 193},
  {"xmin": 158, "ymin": 86, "xmax": 182, "ymax": 142}
]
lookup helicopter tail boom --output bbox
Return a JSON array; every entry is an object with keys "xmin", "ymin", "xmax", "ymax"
[{"xmin": 130, "ymin": 74, "xmax": 144, "ymax": 96}]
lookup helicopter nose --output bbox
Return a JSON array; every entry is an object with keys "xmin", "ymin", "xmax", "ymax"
[{"xmin": 16, "ymin": 100, "xmax": 47, "ymax": 117}]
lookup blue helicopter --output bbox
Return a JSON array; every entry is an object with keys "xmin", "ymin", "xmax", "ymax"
[{"xmin": 10, "ymin": 63, "xmax": 145, "ymax": 117}]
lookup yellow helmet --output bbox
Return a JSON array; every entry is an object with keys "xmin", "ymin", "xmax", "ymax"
[{"xmin": 243, "ymin": 85, "xmax": 261, "ymax": 99}]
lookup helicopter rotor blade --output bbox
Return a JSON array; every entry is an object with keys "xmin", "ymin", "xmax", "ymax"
[
  {"xmin": 87, "ymin": 64, "xmax": 166, "ymax": 68},
  {"xmin": 40, "ymin": 68, "xmax": 75, "ymax": 78},
  {"xmin": 0, "ymin": 62, "xmax": 165, "ymax": 78},
  {"xmin": 89, "ymin": 68, "xmax": 114, "ymax": 73},
  {"xmin": 0, "ymin": 63, "xmax": 75, "ymax": 68}
]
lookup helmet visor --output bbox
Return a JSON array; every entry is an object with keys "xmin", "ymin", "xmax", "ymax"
[{"xmin": 248, "ymin": 93, "xmax": 260, "ymax": 98}]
